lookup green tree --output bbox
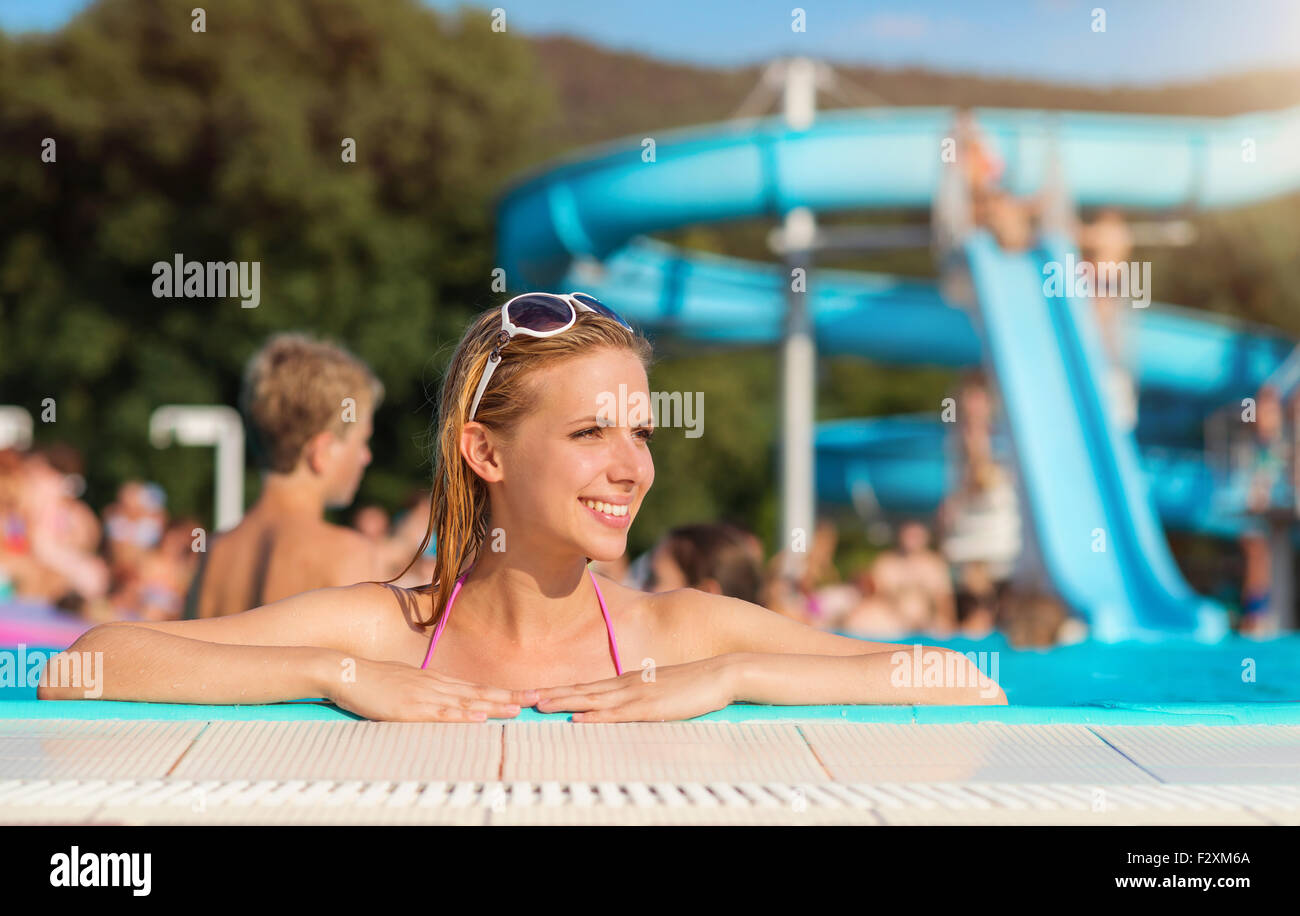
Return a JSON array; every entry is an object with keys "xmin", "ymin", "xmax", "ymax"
[{"xmin": 0, "ymin": 0, "xmax": 551, "ymax": 520}]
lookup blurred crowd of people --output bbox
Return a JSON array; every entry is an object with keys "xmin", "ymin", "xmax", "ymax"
[
  {"xmin": 602, "ymin": 373, "xmax": 1081, "ymax": 649},
  {"xmin": 0, "ymin": 444, "xmax": 199, "ymax": 622},
  {"xmin": 0, "ymin": 412, "xmax": 1281, "ymax": 646},
  {"xmin": 1233, "ymin": 382, "xmax": 1300, "ymax": 635},
  {"xmin": 3, "ymin": 318, "xmax": 1294, "ymax": 645},
  {"xmin": 0, "ymin": 411, "xmax": 1067, "ymax": 646},
  {"xmin": 0, "ymin": 435, "xmax": 437, "ymax": 625}
]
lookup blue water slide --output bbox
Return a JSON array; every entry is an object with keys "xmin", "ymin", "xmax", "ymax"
[
  {"xmin": 501, "ymin": 105, "xmax": 1300, "ymax": 288},
  {"xmin": 964, "ymin": 230, "xmax": 1227, "ymax": 641},
  {"xmin": 566, "ymin": 237, "xmax": 1293, "ymax": 402},
  {"xmin": 497, "ymin": 105, "xmax": 1300, "ymax": 637},
  {"xmin": 499, "ymin": 106, "xmax": 1300, "ymax": 401}
]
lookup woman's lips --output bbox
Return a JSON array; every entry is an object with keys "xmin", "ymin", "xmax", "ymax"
[{"xmin": 579, "ymin": 498, "xmax": 632, "ymax": 529}]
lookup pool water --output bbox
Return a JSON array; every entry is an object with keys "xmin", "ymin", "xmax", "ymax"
[
  {"xmin": 2, "ymin": 634, "xmax": 1298, "ymax": 725},
  {"xmin": 931, "ymin": 633, "xmax": 1300, "ymax": 705}
]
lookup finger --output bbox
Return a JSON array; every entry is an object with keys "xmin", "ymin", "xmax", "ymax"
[
  {"xmin": 533, "ymin": 675, "xmax": 630, "ymax": 701},
  {"xmin": 458, "ymin": 697, "xmax": 526, "ymax": 718},
  {"xmin": 572, "ymin": 701, "xmax": 667, "ymax": 723},
  {"xmin": 429, "ymin": 676, "xmax": 538, "ymax": 706},
  {"xmin": 408, "ymin": 704, "xmax": 489, "ymax": 723},
  {"xmin": 537, "ymin": 685, "xmax": 637, "ymax": 712},
  {"xmin": 418, "ymin": 701, "xmax": 525, "ymax": 723},
  {"xmin": 430, "ymin": 691, "xmax": 527, "ymax": 717}
]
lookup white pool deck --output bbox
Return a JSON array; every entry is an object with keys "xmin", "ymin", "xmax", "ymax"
[{"xmin": 2, "ymin": 719, "xmax": 1299, "ymax": 824}]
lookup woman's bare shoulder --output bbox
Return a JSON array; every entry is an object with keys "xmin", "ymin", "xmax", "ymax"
[
  {"xmin": 589, "ymin": 573, "xmax": 666, "ymax": 621},
  {"xmin": 640, "ymin": 586, "xmax": 911, "ymax": 659},
  {"xmin": 107, "ymin": 581, "xmax": 432, "ymax": 660},
  {"xmin": 289, "ymin": 582, "xmax": 443, "ymax": 664},
  {"xmin": 345, "ymin": 581, "xmax": 444, "ymax": 640},
  {"xmin": 599, "ymin": 581, "xmax": 725, "ymax": 660}
]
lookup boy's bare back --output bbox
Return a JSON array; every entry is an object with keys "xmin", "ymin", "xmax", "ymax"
[
  {"xmin": 186, "ymin": 332, "xmax": 390, "ymax": 618},
  {"xmin": 190, "ymin": 505, "xmax": 380, "ymax": 618}
]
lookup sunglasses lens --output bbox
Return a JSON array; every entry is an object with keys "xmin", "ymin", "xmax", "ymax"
[
  {"xmin": 572, "ymin": 293, "xmax": 633, "ymax": 331},
  {"xmin": 507, "ymin": 294, "xmax": 574, "ymax": 332}
]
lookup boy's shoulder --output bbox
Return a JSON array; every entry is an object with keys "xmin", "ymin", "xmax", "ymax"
[
  {"xmin": 317, "ymin": 518, "xmax": 377, "ymax": 552},
  {"xmin": 313, "ymin": 520, "xmax": 385, "ymax": 582}
]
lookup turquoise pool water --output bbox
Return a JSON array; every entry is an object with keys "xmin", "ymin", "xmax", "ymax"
[{"xmin": 3, "ymin": 634, "xmax": 1299, "ymax": 725}]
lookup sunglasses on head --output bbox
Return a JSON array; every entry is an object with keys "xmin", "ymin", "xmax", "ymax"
[{"xmin": 468, "ymin": 292, "xmax": 634, "ymax": 422}]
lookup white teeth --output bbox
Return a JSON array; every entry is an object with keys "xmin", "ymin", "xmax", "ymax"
[{"xmin": 582, "ymin": 499, "xmax": 628, "ymax": 517}]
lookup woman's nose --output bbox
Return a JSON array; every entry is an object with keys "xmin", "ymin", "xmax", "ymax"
[{"xmin": 612, "ymin": 432, "xmax": 650, "ymax": 477}]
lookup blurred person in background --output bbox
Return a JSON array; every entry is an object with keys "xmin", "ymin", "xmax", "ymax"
[
  {"xmin": 976, "ymin": 188, "xmax": 1036, "ymax": 253},
  {"xmin": 997, "ymin": 589, "xmax": 1070, "ymax": 649},
  {"xmin": 352, "ymin": 504, "xmax": 390, "ymax": 541},
  {"xmin": 386, "ymin": 489, "xmax": 439, "ymax": 584},
  {"xmin": 647, "ymin": 521, "xmax": 764, "ymax": 606},
  {"xmin": 955, "ymin": 108, "xmax": 1004, "ymax": 205},
  {"xmin": 865, "ymin": 520, "xmax": 956, "ymax": 636},
  {"xmin": 955, "ymin": 109, "xmax": 1039, "ymax": 254},
  {"xmin": 763, "ymin": 519, "xmax": 854, "ymax": 627},
  {"xmin": 353, "ymin": 499, "xmax": 438, "ymax": 578},
  {"xmin": 103, "ymin": 480, "xmax": 167, "ymax": 585},
  {"xmin": 1236, "ymin": 384, "xmax": 1290, "ymax": 635},
  {"xmin": 101, "ymin": 518, "xmax": 202, "ymax": 623},
  {"xmin": 838, "ymin": 566, "xmax": 906, "ymax": 638},
  {"xmin": 1079, "ymin": 207, "xmax": 1139, "ymax": 431},
  {"xmin": 939, "ymin": 376, "xmax": 1022, "ymax": 637},
  {"xmin": 187, "ymin": 333, "xmax": 397, "ymax": 618},
  {"xmin": 0, "ymin": 448, "xmax": 29, "ymax": 601},
  {"xmin": 8, "ymin": 445, "xmax": 109, "ymax": 610},
  {"xmin": 622, "ymin": 545, "xmax": 654, "ymax": 590}
]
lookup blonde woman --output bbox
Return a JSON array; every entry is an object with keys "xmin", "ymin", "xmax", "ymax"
[{"xmin": 42, "ymin": 294, "xmax": 1006, "ymax": 719}]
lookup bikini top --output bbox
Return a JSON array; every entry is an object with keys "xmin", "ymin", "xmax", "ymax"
[{"xmin": 420, "ymin": 563, "xmax": 623, "ymax": 675}]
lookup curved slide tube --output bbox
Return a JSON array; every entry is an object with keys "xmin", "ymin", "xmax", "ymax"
[
  {"xmin": 564, "ymin": 237, "xmax": 1293, "ymax": 402},
  {"xmin": 501, "ymin": 105, "xmax": 1300, "ymax": 287},
  {"xmin": 497, "ymin": 106, "xmax": 1299, "ymax": 640}
]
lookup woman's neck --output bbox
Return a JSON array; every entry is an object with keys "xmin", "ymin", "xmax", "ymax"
[{"xmin": 452, "ymin": 549, "xmax": 595, "ymax": 644}]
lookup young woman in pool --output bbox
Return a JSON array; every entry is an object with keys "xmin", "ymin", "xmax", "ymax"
[{"xmin": 41, "ymin": 293, "xmax": 1006, "ymax": 720}]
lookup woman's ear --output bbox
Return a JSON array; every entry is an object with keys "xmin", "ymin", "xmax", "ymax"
[{"xmin": 459, "ymin": 422, "xmax": 504, "ymax": 483}]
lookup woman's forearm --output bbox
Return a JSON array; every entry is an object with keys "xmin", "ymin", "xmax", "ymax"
[
  {"xmin": 37, "ymin": 623, "xmax": 340, "ymax": 705},
  {"xmin": 729, "ymin": 648, "xmax": 1006, "ymax": 706}
]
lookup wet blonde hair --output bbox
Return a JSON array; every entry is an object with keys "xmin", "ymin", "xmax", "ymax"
[{"xmin": 396, "ymin": 301, "xmax": 654, "ymax": 629}]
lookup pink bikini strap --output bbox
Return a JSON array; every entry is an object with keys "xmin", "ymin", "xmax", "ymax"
[
  {"xmin": 420, "ymin": 562, "xmax": 623, "ymax": 676},
  {"xmin": 420, "ymin": 567, "xmax": 469, "ymax": 670},
  {"xmin": 589, "ymin": 565, "xmax": 623, "ymax": 676}
]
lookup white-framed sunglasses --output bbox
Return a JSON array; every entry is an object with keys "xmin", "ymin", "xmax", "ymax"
[{"xmin": 468, "ymin": 291, "xmax": 634, "ymax": 421}]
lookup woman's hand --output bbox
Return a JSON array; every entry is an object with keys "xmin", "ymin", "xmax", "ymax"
[
  {"xmin": 329, "ymin": 657, "xmax": 537, "ymax": 722},
  {"xmin": 532, "ymin": 655, "xmax": 741, "ymax": 722}
]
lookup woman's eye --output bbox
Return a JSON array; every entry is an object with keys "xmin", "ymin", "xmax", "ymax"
[{"xmin": 572, "ymin": 427, "xmax": 654, "ymax": 443}]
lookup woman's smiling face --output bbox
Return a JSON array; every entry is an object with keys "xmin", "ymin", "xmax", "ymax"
[{"xmin": 478, "ymin": 348, "xmax": 656, "ymax": 564}]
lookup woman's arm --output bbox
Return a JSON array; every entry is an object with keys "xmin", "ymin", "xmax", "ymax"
[
  {"xmin": 37, "ymin": 583, "xmax": 537, "ymax": 721},
  {"xmin": 38, "ymin": 623, "xmax": 339, "ymax": 705},
  {"xmin": 533, "ymin": 589, "xmax": 1004, "ymax": 722},
  {"xmin": 36, "ymin": 582, "xmax": 391, "ymax": 704},
  {"xmin": 695, "ymin": 591, "xmax": 1005, "ymax": 706}
]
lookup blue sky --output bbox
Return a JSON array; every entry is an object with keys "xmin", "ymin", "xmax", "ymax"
[{"xmin": 3, "ymin": 0, "xmax": 1299, "ymax": 86}]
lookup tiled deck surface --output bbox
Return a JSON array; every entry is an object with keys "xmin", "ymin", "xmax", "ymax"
[{"xmin": 1, "ymin": 719, "xmax": 1298, "ymax": 824}]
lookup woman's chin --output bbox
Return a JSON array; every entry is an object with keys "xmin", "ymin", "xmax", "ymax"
[{"xmin": 583, "ymin": 537, "xmax": 628, "ymax": 565}]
